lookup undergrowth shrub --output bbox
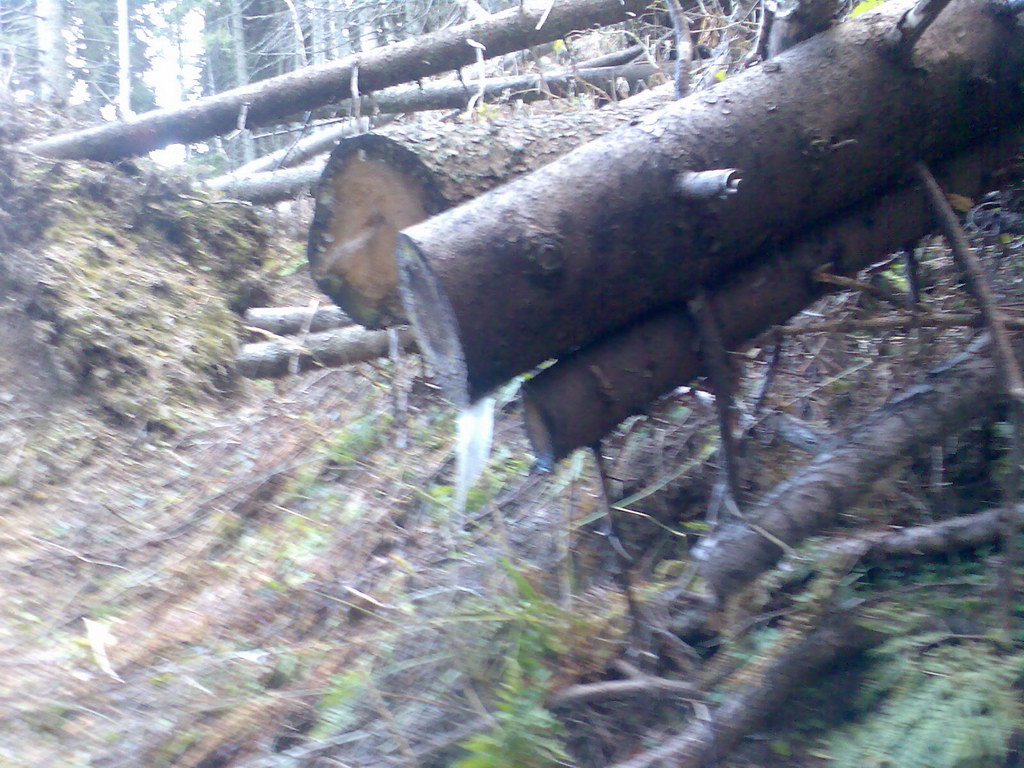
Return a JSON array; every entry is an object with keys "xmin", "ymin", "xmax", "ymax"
[{"xmin": 825, "ymin": 637, "xmax": 1024, "ymax": 768}]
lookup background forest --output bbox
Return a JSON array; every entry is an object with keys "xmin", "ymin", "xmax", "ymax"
[{"xmin": 2, "ymin": 0, "xmax": 1024, "ymax": 767}]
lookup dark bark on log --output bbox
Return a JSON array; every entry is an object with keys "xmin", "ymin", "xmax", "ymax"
[
  {"xmin": 244, "ymin": 305, "xmax": 351, "ymax": 336},
  {"xmin": 308, "ymin": 86, "xmax": 674, "ymax": 327},
  {"xmin": 520, "ymin": 136, "xmax": 1015, "ymax": 465},
  {"xmin": 609, "ymin": 612, "xmax": 883, "ymax": 768},
  {"xmin": 236, "ymin": 326, "xmax": 416, "ymax": 379},
  {"xmin": 698, "ymin": 332, "xmax": 1009, "ymax": 603},
  {"xmin": 212, "ymin": 162, "xmax": 323, "ymax": 204},
  {"xmin": 210, "ymin": 67, "xmax": 658, "ymax": 206},
  {"xmin": 20, "ymin": 0, "xmax": 654, "ymax": 161},
  {"xmin": 859, "ymin": 505, "xmax": 1024, "ymax": 562},
  {"xmin": 330, "ymin": 63, "xmax": 659, "ymax": 118},
  {"xmin": 395, "ymin": 0, "xmax": 1024, "ymax": 406}
]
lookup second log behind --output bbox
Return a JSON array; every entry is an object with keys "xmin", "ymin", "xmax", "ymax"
[{"xmin": 307, "ymin": 80, "xmax": 670, "ymax": 329}]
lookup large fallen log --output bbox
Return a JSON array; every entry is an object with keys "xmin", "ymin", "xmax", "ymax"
[
  {"xmin": 520, "ymin": 136, "xmax": 1015, "ymax": 465},
  {"xmin": 395, "ymin": 0, "xmax": 1024, "ymax": 406},
  {"xmin": 20, "ymin": 0, "xmax": 654, "ymax": 161},
  {"xmin": 308, "ymin": 86, "xmax": 674, "ymax": 327}
]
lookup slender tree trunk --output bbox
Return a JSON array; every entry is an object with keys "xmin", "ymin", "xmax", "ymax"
[
  {"xmin": 35, "ymin": 0, "xmax": 68, "ymax": 103},
  {"xmin": 309, "ymin": 0, "xmax": 327, "ymax": 65},
  {"xmin": 282, "ymin": 0, "xmax": 310, "ymax": 68},
  {"xmin": 117, "ymin": 0, "xmax": 131, "ymax": 118},
  {"xmin": 325, "ymin": 0, "xmax": 345, "ymax": 58},
  {"xmin": 228, "ymin": 0, "xmax": 255, "ymax": 164}
]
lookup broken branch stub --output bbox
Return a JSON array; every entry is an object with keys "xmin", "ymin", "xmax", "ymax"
[
  {"xmin": 307, "ymin": 86, "xmax": 675, "ymax": 329},
  {"xmin": 396, "ymin": 0, "xmax": 1024, "ymax": 407}
]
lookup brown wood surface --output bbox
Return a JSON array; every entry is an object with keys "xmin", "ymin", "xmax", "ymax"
[{"xmin": 308, "ymin": 86, "xmax": 674, "ymax": 327}]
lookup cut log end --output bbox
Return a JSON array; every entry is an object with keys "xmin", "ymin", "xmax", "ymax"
[
  {"xmin": 396, "ymin": 233, "xmax": 471, "ymax": 407},
  {"xmin": 307, "ymin": 134, "xmax": 446, "ymax": 329},
  {"xmin": 521, "ymin": 393, "xmax": 557, "ymax": 471}
]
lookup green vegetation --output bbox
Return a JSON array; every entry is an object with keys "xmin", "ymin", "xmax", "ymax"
[
  {"xmin": 826, "ymin": 640, "xmax": 1024, "ymax": 768},
  {"xmin": 453, "ymin": 562, "xmax": 572, "ymax": 768}
]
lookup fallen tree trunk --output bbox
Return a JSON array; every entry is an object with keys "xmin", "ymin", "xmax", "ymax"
[
  {"xmin": 218, "ymin": 68, "xmax": 662, "ymax": 207},
  {"xmin": 329, "ymin": 63, "xmax": 658, "ymax": 119},
  {"xmin": 209, "ymin": 63, "xmax": 654, "ymax": 193},
  {"xmin": 858, "ymin": 504, "xmax": 1024, "ymax": 563},
  {"xmin": 395, "ymin": 0, "xmax": 1024, "ymax": 405},
  {"xmin": 209, "ymin": 117, "xmax": 382, "ymax": 183},
  {"xmin": 236, "ymin": 326, "xmax": 416, "ymax": 379},
  {"xmin": 244, "ymin": 305, "xmax": 351, "ymax": 336},
  {"xmin": 576, "ymin": 43, "xmax": 647, "ymax": 68},
  {"xmin": 698, "ymin": 331, "xmax": 1010, "ymax": 603},
  {"xmin": 20, "ymin": 0, "xmax": 653, "ymax": 161},
  {"xmin": 212, "ymin": 162, "xmax": 324, "ymax": 204},
  {"xmin": 519, "ymin": 136, "xmax": 1015, "ymax": 465},
  {"xmin": 309, "ymin": 85, "xmax": 674, "ymax": 327}
]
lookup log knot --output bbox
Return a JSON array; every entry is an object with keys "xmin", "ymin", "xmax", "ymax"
[{"xmin": 520, "ymin": 231, "xmax": 566, "ymax": 279}]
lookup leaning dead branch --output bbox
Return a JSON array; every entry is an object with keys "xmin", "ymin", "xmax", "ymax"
[
  {"xmin": 208, "ymin": 117, "xmax": 384, "ymax": 185},
  {"xmin": 915, "ymin": 161, "xmax": 1024, "ymax": 641},
  {"xmin": 914, "ymin": 162, "xmax": 1024, "ymax": 401}
]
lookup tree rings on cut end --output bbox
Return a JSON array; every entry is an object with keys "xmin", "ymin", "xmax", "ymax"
[{"xmin": 307, "ymin": 134, "xmax": 447, "ymax": 329}]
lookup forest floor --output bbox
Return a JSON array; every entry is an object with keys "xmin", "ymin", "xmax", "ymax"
[{"xmin": 3, "ymin": 104, "xmax": 1024, "ymax": 768}]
